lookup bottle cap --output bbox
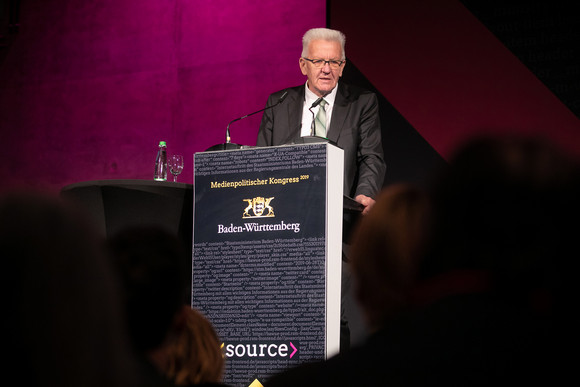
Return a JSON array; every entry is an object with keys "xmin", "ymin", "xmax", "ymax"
[{"xmin": 159, "ymin": 141, "xmax": 167, "ymax": 147}]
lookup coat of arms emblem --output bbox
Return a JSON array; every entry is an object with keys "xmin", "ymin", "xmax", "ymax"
[{"xmin": 243, "ymin": 196, "xmax": 275, "ymax": 218}]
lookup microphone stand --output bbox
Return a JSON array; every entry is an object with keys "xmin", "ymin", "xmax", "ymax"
[
  {"xmin": 309, "ymin": 96, "xmax": 324, "ymax": 137},
  {"xmin": 205, "ymin": 91, "xmax": 289, "ymax": 151},
  {"xmin": 295, "ymin": 95, "xmax": 335, "ymax": 145}
]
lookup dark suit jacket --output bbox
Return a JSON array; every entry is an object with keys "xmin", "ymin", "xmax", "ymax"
[{"xmin": 256, "ymin": 83, "xmax": 386, "ymax": 199}]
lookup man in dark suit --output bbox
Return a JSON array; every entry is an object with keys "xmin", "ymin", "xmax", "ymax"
[
  {"xmin": 256, "ymin": 28, "xmax": 386, "ymax": 214},
  {"xmin": 256, "ymin": 28, "xmax": 386, "ymax": 352}
]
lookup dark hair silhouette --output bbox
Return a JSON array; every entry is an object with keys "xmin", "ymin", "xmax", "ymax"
[
  {"xmin": 349, "ymin": 183, "xmax": 430, "ymax": 329},
  {"xmin": 2, "ymin": 191, "xmax": 142, "ymax": 386},
  {"xmin": 423, "ymin": 135, "xmax": 580, "ymax": 306},
  {"xmin": 108, "ymin": 225, "xmax": 189, "ymax": 352}
]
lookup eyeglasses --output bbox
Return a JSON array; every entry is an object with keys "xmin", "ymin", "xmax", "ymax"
[{"xmin": 302, "ymin": 57, "xmax": 345, "ymax": 69}]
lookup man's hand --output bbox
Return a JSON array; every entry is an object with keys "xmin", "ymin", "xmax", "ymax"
[{"xmin": 355, "ymin": 194, "xmax": 375, "ymax": 215}]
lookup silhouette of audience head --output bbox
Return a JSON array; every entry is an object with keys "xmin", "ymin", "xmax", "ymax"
[
  {"xmin": 349, "ymin": 183, "xmax": 430, "ymax": 330},
  {"xmin": 108, "ymin": 226, "xmax": 230, "ymax": 386},
  {"xmin": 107, "ymin": 225, "xmax": 189, "ymax": 353},
  {"xmin": 265, "ymin": 135, "xmax": 579, "ymax": 387},
  {"xmin": 423, "ymin": 135, "xmax": 579, "ymax": 308},
  {"xmin": 163, "ymin": 306, "xmax": 225, "ymax": 386},
  {"xmin": 406, "ymin": 135, "xmax": 580, "ymax": 383},
  {"xmin": 2, "ymin": 191, "xmax": 141, "ymax": 386}
]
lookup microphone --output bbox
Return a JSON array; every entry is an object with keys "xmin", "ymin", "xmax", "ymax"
[
  {"xmin": 309, "ymin": 97, "xmax": 325, "ymax": 136},
  {"xmin": 209, "ymin": 91, "xmax": 288, "ymax": 151},
  {"xmin": 310, "ymin": 96, "xmax": 324, "ymax": 109},
  {"xmin": 287, "ymin": 95, "xmax": 335, "ymax": 146}
]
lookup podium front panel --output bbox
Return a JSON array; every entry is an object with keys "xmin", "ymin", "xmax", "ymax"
[{"xmin": 192, "ymin": 143, "xmax": 343, "ymax": 386}]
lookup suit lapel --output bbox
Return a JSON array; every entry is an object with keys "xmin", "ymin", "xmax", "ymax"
[
  {"xmin": 285, "ymin": 85, "xmax": 304, "ymax": 143},
  {"xmin": 328, "ymin": 82, "xmax": 350, "ymax": 144}
]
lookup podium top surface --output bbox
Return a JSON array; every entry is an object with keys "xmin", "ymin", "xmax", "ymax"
[{"xmin": 199, "ymin": 140, "xmax": 341, "ymax": 154}]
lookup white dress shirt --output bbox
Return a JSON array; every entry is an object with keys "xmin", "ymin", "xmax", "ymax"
[{"xmin": 300, "ymin": 81, "xmax": 338, "ymax": 137}]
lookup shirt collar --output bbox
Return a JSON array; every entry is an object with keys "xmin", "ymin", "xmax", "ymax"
[{"xmin": 304, "ymin": 81, "xmax": 338, "ymax": 108}]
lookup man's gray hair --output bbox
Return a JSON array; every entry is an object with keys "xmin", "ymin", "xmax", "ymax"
[{"xmin": 302, "ymin": 28, "xmax": 346, "ymax": 60}]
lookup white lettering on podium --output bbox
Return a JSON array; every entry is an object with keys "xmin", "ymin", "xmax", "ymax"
[
  {"xmin": 217, "ymin": 224, "xmax": 243, "ymax": 233},
  {"xmin": 216, "ymin": 222, "xmax": 301, "ymax": 234},
  {"xmin": 224, "ymin": 342, "xmax": 296, "ymax": 358}
]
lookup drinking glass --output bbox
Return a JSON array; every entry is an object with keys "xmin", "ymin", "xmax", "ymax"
[{"xmin": 168, "ymin": 154, "xmax": 184, "ymax": 182}]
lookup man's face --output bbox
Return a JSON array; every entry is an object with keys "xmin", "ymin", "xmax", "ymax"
[{"xmin": 299, "ymin": 39, "xmax": 345, "ymax": 97}]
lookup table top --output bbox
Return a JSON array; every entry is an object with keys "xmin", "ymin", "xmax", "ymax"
[{"xmin": 61, "ymin": 179, "xmax": 193, "ymax": 192}]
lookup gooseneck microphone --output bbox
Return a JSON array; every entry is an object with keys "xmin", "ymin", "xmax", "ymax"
[
  {"xmin": 205, "ymin": 90, "xmax": 288, "ymax": 151},
  {"xmin": 288, "ymin": 94, "xmax": 336, "ymax": 146},
  {"xmin": 309, "ymin": 96, "xmax": 325, "ymax": 136},
  {"xmin": 225, "ymin": 90, "xmax": 289, "ymax": 144}
]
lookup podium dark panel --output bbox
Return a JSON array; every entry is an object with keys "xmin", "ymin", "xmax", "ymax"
[{"xmin": 192, "ymin": 144, "xmax": 343, "ymax": 386}]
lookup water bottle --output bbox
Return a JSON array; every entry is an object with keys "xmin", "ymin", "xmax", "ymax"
[{"xmin": 154, "ymin": 141, "xmax": 168, "ymax": 181}]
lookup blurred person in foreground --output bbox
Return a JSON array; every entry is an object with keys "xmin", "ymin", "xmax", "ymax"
[
  {"xmin": 409, "ymin": 135, "xmax": 580, "ymax": 385},
  {"xmin": 108, "ymin": 226, "xmax": 230, "ymax": 387},
  {"xmin": 266, "ymin": 183, "xmax": 431, "ymax": 386},
  {"xmin": 266, "ymin": 134, "xmax": 579, "ymax": 386},
  {"xmin": 1, "ymin": 191, "xmax": 144, "ymax": 386},
  {"xmin": 161, "ymin": 306, "xmax": 225, "ymax": 386}
]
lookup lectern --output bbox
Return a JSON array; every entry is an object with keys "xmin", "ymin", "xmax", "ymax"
[{"xmin": 192, "ymin": 143, "xmax": 344, "ymax": 386}]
